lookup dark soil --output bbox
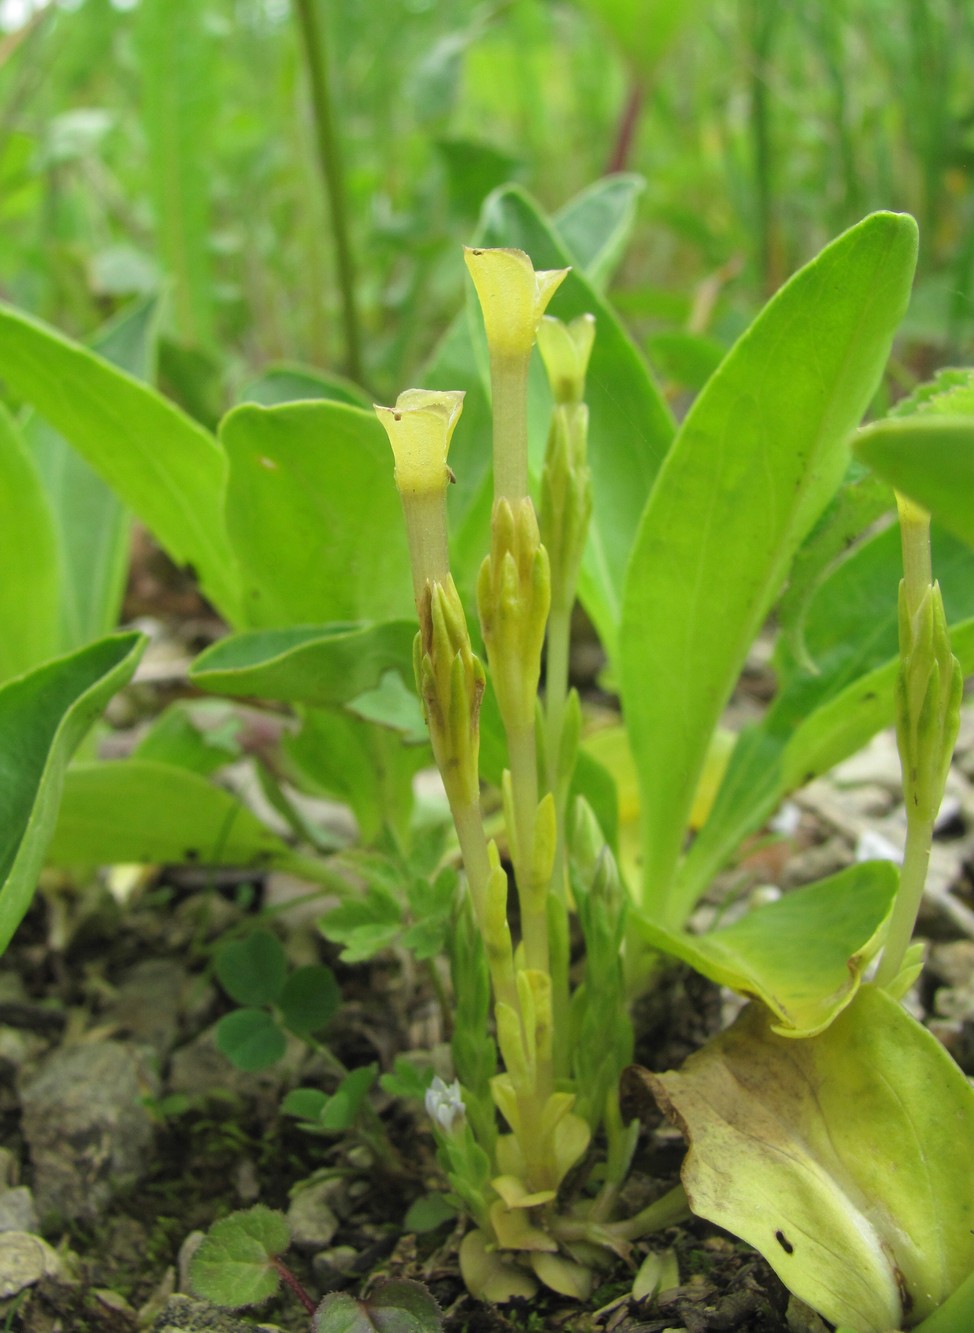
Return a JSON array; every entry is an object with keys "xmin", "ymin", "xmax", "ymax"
[{"xmin": 0, "ymin": 871, "xmax": 806, "ymax": 1333}]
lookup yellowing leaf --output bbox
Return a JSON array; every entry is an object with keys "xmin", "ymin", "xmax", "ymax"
[
  {"xmin": 643, "ymin": 986, "xmax": 974, "ymax": 1331},
  {"xmin": 458, "ymin": 1230, "xmax": 538, "ymax": 1303}
]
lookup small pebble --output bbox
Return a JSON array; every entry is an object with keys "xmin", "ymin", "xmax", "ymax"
[
  {"xmin": 0, "ymin": 1188, "xmax": 38, "ymax": 1234},
  {"xmin": 0, "ymin": 1232, "xmax": 63, "ymax": 1297},
  {"xmin": 286, "ymin": 1182, "xmax": 340, "ymax": 1252}
]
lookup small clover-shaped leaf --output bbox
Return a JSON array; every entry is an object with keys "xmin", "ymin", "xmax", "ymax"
[
  {"xmin": 216, "ymin": 929, "xmax": 288, "ymax": 1005},
  {"xmin": 320, "ymin": 1064, "xmax": 378, "ymax": 1132},
  {"xmin": 402, "ymin": 870, "xmax": 455, "ymax": 961},
  {"xmin": 190, "ymin": 1205, "xmax": 291, "ymax": 1309},
  {"xmin": 216, "ymin": 1008, "xmax": 287, "ymax": 1071},
  {"xmin": 281, "ymin": 1087, "xmax": 329, "ymax": 1122},
  {"xmin": 320, "ymin": 884, "xmax": 402, "ymax": 963},
  {"xmin": 314, "ymin": 1278, "xmax": 442, "ymax": 1332},
  {"xmin": 279, "ymin": 964, "xmax": 341, "ymax": 1036},
  {"xmin": 403, "ymin": 1193, "xmax": 456, "ymax": 1233},
  {"xmin": 379, "ymin": 1057, "xmax": 435, "ymax": 1103}
]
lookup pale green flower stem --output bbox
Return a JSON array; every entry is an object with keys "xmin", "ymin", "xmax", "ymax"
[
  {"xmin": 875, "ymin": 499, "xmax": 936, "ymax": 990},
  {"xmin": 487, "ymin": 354, "xmax": 550, "ymax": 975},
  {"xmin": 507, "ymin": 723, "xmax": 549, "ymax": 976},
  {"xmin": 544, "ymin": 595, "xmax": 572, "ymax": 888},
  {"xmin": 402, "ymin": 492, "xmax": 450, "ymax": 616},
  {"xmin": 874, "ymin": 820, "xmax": 934, "ymax": 989},
  {"xmin": 487, "ymin": 354, "xmax": 561, "ymax": 1156},
  {"xmin": 451, "ymin": 798, "xmax": 520, "ymax": 1016},
  {"xmin": 490, "ymin": 352, "xmax": 530, "ymax": 502},
  {"xmin": 542, "ymin": 590, "xmax": 574, "ymax": 1082},
  {"xmin": 551, "ymin": 1183, "xmax": 691, "ymax": 1247}
]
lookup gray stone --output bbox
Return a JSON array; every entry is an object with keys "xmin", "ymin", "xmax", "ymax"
[
  {"xmin": 831, "ymin": 730, "xmax": 902, "ymax": 792},
  {"xmin": 0, "ymin": 1150, "xmax": 19, "ymax": 1191},
  {"xmin": 928, "ymin": 940, "xmax": 974, "ymax": 989},
  {"xmin": 286, "ymin": 1180, "xmax": 340, "ymax": 1252},
  {"xmin": 233, "ymin": 1157, "xmax": 261, "ymax": 1205},
  {"xmin": 311, "ymin": 1244, "xmax": 358, "ymax": 1291},
  {"xmin": 152, "ymin": 1293, "xmax": 283, "ymax": 1332},
  {"xmin": 168, "ymin": 1027, "xmax": 303, "ymax": 1111},
  {"xmin": 0, "ymin": 1231, "xmax": 63, "ymax": 1297},
  {"xmin": 20, "ymin": 1039, "xmax": 158, "ymax": 1222},
  {"xmin": 0, "ymin": 1188, "xmax": 38, "ymax": 1234},
  {"xmin": 104, "ymin": 959, "xmax": 191, "ymax": 1057}
]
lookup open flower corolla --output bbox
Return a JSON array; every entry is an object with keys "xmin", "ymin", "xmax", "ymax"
[
  {"xmin": 374, "ymin": 388, "xmax": 465, "ymax": 498},
  {"xmin": 464, "ymin": 247, "xmax": 569, "ymax": 361}
]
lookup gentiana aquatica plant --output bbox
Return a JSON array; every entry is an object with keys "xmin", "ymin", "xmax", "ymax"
[
  {"xmin": 3, "ymin": 186, "xmax": 974, "ymax": 1329},
  {"xmin": 376, "ymin": 222, "xmax": 974, "ymax": 1326},
  {"xmin": 374, "ymin": 249, "xmax": 679, "ymax": 1301}
]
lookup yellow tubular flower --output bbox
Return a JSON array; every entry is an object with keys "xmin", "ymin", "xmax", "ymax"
[
  {"xmin": 374, "ymin": 388, "xmax": 465, "ymax": 617},
  {"xmin": 464, "ymin": 247, "xmax": 569, "ymax": 502},
  {"xmin": 463, "ymin": 248, "xmax": 569, "ymax": 363}
]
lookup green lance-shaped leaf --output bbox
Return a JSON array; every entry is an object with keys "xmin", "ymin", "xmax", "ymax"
[
  {"xmin": 574, "ymin": 0, "xmax": 709, "ymax": 82},
  {"xmin": 641, "ymin": 985, "xmax": 974, "ymax": 1331},
  {"xmin": 189, "ymin": 621, "xmax": 416, "ymax": 709},
  {"xmin": 0, "ymin": 405, "xmax": 60, "ymax": 682},
  {"xmin": 0, "ymin": 633, "xmax": 144, "ymax": 955},
  {"xmin": 46, "ymin": 759, "xmax": 299, "ymax": 871},
  {"xmin": 190, "ymin": 1206, "xmax": 291, "ymax": 1309},
  {"xmin": 619, "ymin": 211, "xmax": 918, "ymax": 925},
  {"xmin": 855, "ymin": 415, "xmax": 974, "ymax": 552},
  {"xmin": 0, "ymin": 303, "xmax": 239, "ymax": 621},
  {"xmin": 136, "ymin": 0, "xmax": 216, "ymax": 348},
  {"xmin": 24, "ymin": 294, "xmax": 161, "ymax": 655},
  {"xmin": 632, "ymin": 862, "xmax": 897, "ymax": 1038},
  {"xmin": 221, "ymin": 400, "xmax": 412, "ymax": 628},
  {"xmin": 551, "ymin": 173, "xmax": 644, "ymax": 292},
  {"xmin": 674, "ymin": 523, "xmax": 974, "ymax": 913}
]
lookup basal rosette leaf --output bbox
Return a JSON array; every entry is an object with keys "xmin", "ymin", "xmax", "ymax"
[
  {"xmin": 855, "ymin": 416, "xmax": 974, "ymax": 551},
  {"xmin": 632, "ymin": 862, "xmax": 897, "ymax": 1037},
  {"xmin": 190, "ymin": 621, "xmax": 416, "ymax": 709},
  {"xmin": 0, "ymin": 633, "xmax": 144, "ymax": 954},
  {"xmin": 620, "ymin": 211, "xmax": 918, "ymax": 925},
  {"xmin": 641, "ymin": 985, "xmax": 974, "ymax": 1331}
]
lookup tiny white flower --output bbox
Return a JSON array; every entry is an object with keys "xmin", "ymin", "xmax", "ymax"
[{"xmin": 425, "ymin": 1075, "xmax": 466, "ymax": 1135}]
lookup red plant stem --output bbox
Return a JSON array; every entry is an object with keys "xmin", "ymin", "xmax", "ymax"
[
  {"xmin": 272, "ymin": 1257, "xmax": 317, "ymax": 1316},
  {"xmin": 608, "ymin": 77, "xmax": 645, "ymax": 174}
]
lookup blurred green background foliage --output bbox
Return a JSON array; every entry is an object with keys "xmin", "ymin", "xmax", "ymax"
[{"xmin": 2, "ymin": 0, "xmax": 974, "ymax": 405}]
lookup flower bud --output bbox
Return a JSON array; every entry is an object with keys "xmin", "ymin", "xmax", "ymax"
[
  {"xmin": 375, "ymin": 389, "xmax": 465, "ymax": 618},
  {"xmin": 537, "ymin": 314, "xmax": 595, "ymax": 406}
]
